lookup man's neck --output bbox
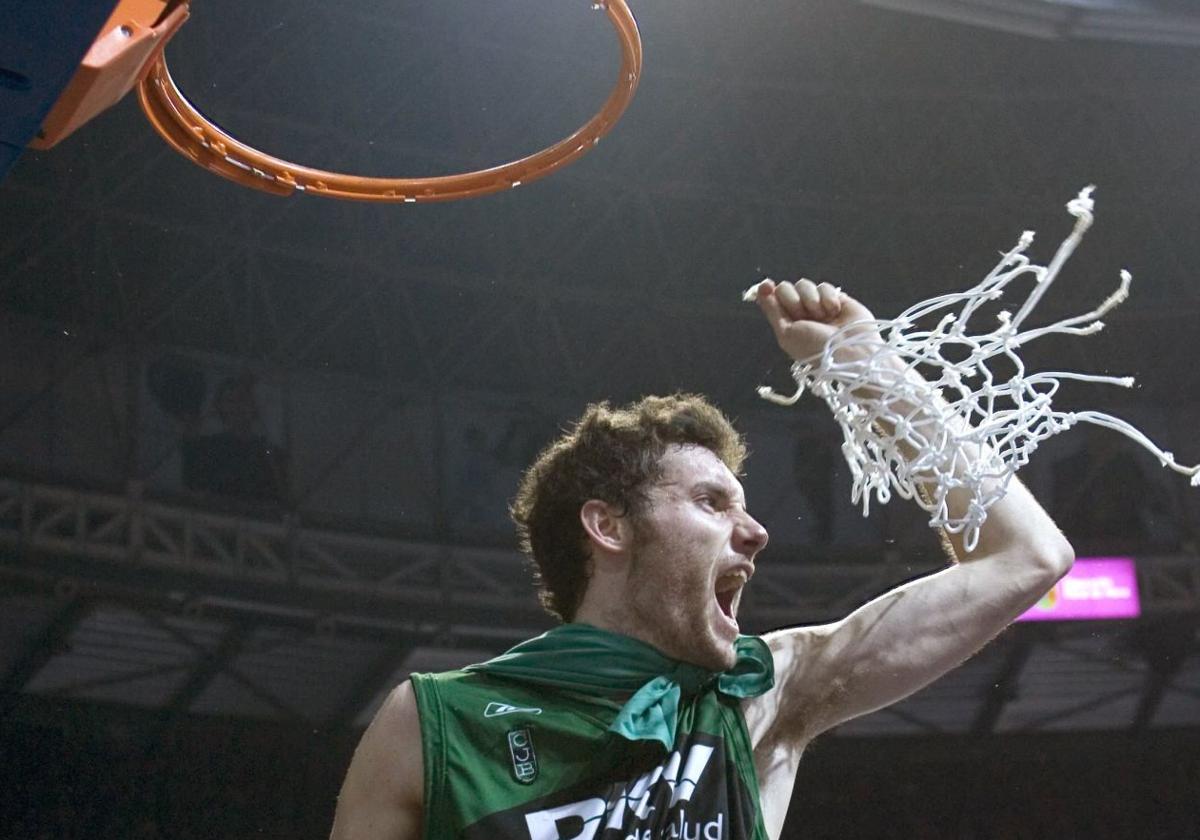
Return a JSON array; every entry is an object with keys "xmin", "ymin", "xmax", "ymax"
[{"xmin": 572, "ymin": 599, "xmax": 672, "ymax": 659}]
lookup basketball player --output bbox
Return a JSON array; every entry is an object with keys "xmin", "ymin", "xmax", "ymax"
[{"xmin": 329, "ymin": 280, "xmax": 1074, "ymax": 839}]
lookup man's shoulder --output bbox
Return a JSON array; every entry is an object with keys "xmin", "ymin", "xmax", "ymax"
[
  {"xmin": 328, "ymin": 680, "xmax": 424, "ymax": 840},
  {"xmin": 409, "ymin": 666, "xmax": 504, "ymax": 697},
  {"xmin": 410, "ymin": 668, "xmax": 560, "ymax": 719}
]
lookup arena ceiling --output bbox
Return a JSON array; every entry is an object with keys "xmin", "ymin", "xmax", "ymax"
[{"xmin": 1, "ymin": 0, "xmax": 1198, "ymax": 736}]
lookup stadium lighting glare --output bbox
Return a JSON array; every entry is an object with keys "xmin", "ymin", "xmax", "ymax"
[{"xmin": 858, "ymin": 0, "xmax": 1200, "ymax": 47}]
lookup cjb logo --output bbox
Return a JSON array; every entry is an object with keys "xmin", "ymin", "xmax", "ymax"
[{"xmin": 507, "ymin": 728, "xmax": 538, "ymax": 784}]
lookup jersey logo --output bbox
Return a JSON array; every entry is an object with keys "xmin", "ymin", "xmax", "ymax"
[
  {"xmin": 484, "ymin": 701, "xmax": 543, "ymax": 718},
  {"xmin": 507, "ymin": 728, "xmax": 539, "ymax": 784},
  {"xmin": 523, "ymin": 741, "xmax": 719, "ymax": 838},
  {"xmin": 461, "ymin": 732, "xmax": 756, "ymax": 840}
]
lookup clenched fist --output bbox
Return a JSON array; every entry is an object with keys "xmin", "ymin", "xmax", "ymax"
[{"xmin": 749, "ymin": 278, "xmax": 881, "ymax": 364}]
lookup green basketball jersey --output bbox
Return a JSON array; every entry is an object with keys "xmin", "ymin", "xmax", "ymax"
[{"xmin": 411, "ymin": 668, "xmax": 765, "ymax": 839}]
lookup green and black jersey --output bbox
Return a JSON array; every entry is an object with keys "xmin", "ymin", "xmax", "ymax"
[{"xmin": 412, "ymin": 668, "xmax": 765, "ymax": 839}]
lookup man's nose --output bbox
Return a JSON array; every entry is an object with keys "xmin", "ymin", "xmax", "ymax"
[{"xmin": 734, "ymin": 512, "xmax": 769, "ymax": 557}]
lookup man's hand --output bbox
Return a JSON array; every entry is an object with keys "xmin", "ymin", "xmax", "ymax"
[
  {"xmin": 751, "ymin": 278, "xmax": 879, "ymax": 364},
  {"xmin": 744, "ymin": 281, "xmax": 1074, "ymax": 836}
]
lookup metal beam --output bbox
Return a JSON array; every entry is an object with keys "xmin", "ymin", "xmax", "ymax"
[
  {"xmin": 871, "ymin": 702, "xmax": 945, "ymax": 735},
  {"xmin": 163, "ymin": 620, "xmax": 253, "ymax": 717},
  {"xmin": 137, "ymin": 610, "xmax": 304, "ymax": 721},
  {"xmin": 1131, "ymin": 666, "xmax": 1172, "ymax": 733},
  {"xmin": 971, "ymin": 631, "xmax": 1036, "ymax": 736},
  {"xmin": 1013, "ymin": 686, "xmax": 1143, "ymax": 733},
  {"xmin": 41, "ymin": 662, "xmax": 186, "ymax": 698},
  {"xmin": 3, "ymin": 476, "xmax": 1199, "ymax": 636},
  {"xmin": 0, "ymin": 564, "xmax": 548, "ymax": 651},
  {"xmin": 327, "ymin": 639, "xmax": 416, "ymax": 729},
  {"xmin": 1130, "ymin": 616, "xmax": 1198, "ymax": 732},
  {"xmin": 0, "ymin": 596, "xmax": 90, "ymax": 719}
]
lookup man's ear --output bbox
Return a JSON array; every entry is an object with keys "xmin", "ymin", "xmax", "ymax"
[{"xmin": 579, "ymin": 499, "xmax": 631, "ymax": 557}]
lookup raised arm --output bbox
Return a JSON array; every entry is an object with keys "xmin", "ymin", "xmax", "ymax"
[
  {"xmin": 742, "ymin": 280, "xmax": 1074, "ymax": 748},
  {"xmin": 329, "ymin": 680, "xmax": 424, "ymax": 840}
]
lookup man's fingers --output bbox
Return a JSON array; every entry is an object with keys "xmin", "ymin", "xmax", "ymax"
[
  {"xmin": 754, "ymin": 285, "xmax": 792, "ymax": 341},
  {"xmin": 772, "ymin": 281, "xmax": 806, "ymax": 321},
  {"xmin": 742, "ymin": 278, "xmax": 774, "ymax": 302},
  {"xmin": 751, "ymin": 277, "xmax": 853, "ymax": 333},
  {"xmin": 817, "ymin": 282, "xmax": 842, "ymax": 319},
  {"xmin": 796, "ymin": 279, "xmax": 823, "ymax": 318},
  {"xmin": 777, "ymin": 278, "xmax": 838, "ymax": 321}
]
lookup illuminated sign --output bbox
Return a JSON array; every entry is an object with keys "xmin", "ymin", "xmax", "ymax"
[{"xmin": 1017, "ymin": 557, "xmax": 1141, "ymax": 622}]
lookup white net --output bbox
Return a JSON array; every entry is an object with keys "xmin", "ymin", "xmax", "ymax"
[{"xmin": 751, "ymin": 187, "xmax": 1199, "ymax": 553}]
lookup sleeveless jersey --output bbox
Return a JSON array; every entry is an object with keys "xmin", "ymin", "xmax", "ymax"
[{"xmin": 411, "ymin": 668, "xmax": 765, "ymax": 839}]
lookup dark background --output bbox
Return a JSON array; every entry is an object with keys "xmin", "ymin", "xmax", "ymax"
[{"xmin": 2, "ymin": 0, "xmax": 1199, "ymax": 837}]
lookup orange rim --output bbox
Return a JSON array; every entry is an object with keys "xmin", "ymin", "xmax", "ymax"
[{"xmin": 136, "ymin": 1, "xmax": 642, "ymax": 202}]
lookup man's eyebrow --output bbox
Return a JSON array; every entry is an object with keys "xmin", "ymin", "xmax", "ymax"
[{"xmin": 693, "ymin": 480, "xmax": 745, "ymax": 505}]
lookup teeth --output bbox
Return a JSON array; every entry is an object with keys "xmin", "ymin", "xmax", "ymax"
[{"xmin": 715, "ymin": 571, "xmax": 748, "ymax": 593}]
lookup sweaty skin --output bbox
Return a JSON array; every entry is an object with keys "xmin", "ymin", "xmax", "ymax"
[
  {"xmin": 329, "ymin": 281, "xmax": 1074, "ymax": 840},
  {"xmin": 572, "ymin": 444, "xmax": 767, "ymax": 673}
]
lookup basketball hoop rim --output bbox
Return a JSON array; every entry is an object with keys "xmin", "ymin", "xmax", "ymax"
[{"xmin": 136, "ymin": 0, "xmax": 642, "ymax": 202}]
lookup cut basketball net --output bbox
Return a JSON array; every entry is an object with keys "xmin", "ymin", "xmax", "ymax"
[{"xmin": 746, "ymin": 187, "xmax": 1199, "ymax": 553}]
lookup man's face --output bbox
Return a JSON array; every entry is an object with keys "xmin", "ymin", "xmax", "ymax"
[{"xmin": 622, "ymin": 444, "xmax": 769, "ymax": 671}]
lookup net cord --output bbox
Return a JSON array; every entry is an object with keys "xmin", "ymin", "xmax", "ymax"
[{"xmin": 751, "ymin": 188, "xmax": 1199, "ymax": 552}]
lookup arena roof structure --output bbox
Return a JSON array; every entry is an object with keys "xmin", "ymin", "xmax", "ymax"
[{"xmin": 2, "ymin": 0, "xmax": 1198, "ymax": 746}]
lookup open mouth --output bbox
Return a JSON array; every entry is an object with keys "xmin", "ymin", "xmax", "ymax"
[
  {"xmin": 715, "ymin": 586, "xmax": 736, "ymax": 619},
  {"xmin": 714, "ymin": 571, "xmax": 747, "ymax": 627}
]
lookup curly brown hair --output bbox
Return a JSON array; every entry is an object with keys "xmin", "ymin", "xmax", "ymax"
[{"xmin": 510, "ymin": 393, "xmax": 747, "ymax": 622}]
